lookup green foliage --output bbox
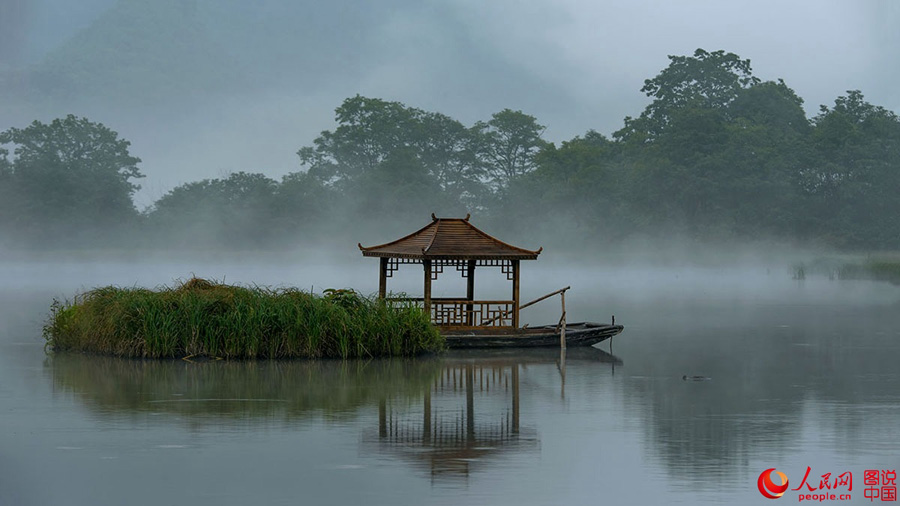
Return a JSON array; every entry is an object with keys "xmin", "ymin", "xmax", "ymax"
[
  {"xmin": 147, "ymin": 171, "xmax": 280, "ymax": 247},
  {"xmin": 503, "ymin": 130, "xmax": 626, "ymax": 237},
  {"xmin": 297, "ymin": 96, "xmax": 482, "ymax": 229},
  {"xmin": 0, "ymin": 115, "xmax": 143, "ymax": 244},
  {"xmin": 617, "ymin": 48, "xmax": 760, "ymax": 141},
  {"xmin": 801, "ymin": 91, "xmax": 900, "ymax": 247},
  {"xmin": 833, "ymin": 256, "xmax": 900, "ymax": 285},
  {"xmin": 626, "ymin": 83, "xmax": 808, "ymax": 236},
  {"xmin": 299, "ymin": 95, "xmax": 420, "ymax": 184},
  {"xmin": 504, "ymin": 50, "xmax": 898, "ymax": 249},
  {"xmin": 44, "ymin": 279, "xmax": 444, "ymax": 359},
  {"xmin": 4, "ymin": 48, "xmax": 900, "ymax": 252},
  {"xmin": 474, "ymin": 109, "xmax": 549, "ymax": 191},
  {"xmin": 297, "ymin": 96, "xmax": 549, "ymax": 217},
  {"xmin": 349, "ymin": 148, "xmax": 449, "ymax": 225},
  {"xmin": 0, "ymin": 150, "xmax": 17, "ymax": 240}
]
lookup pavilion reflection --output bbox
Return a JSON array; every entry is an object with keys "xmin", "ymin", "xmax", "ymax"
[{"xmin": 364, "ymin": 348, "xmax": 622, "ymax": 481}]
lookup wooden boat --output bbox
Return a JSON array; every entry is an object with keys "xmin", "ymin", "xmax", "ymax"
[
  {"xmin": 439, "ymin": 345, "xmax": 623, "ymax": 364},
  {"xmin": 443, "ymin": 322, "xmax": 624, "ymax": 349}
]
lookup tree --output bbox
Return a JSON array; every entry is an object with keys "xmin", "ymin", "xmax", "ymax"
[
  {"xmin": 724, "ymin": 81, "xmax": 811, "ymax": 235},
  {"xmin": 0, "ymin": 149, "xmax": 17, "ymax": 240},
  {"xmin": 298, "ymin": 95, "xmax": 487, "ymax": 210},
  {"xmin": 149, "ymin": 171, "xmax": 278, "ymax": 247},
  {"xmin": 475, "ymin": 109, "xmax": 549, "ymax": 191},
  {"xmin": 298, "ymin": 96, "xmax": 420, "ymax": 185},
  {"xmin": 615, "ymin": 49, "xmax": 760, "ymax": 142},
  {"xmin": 503, "ymin": 130, "xmax": 627, "ymax": 237},
  {"xmin": 414, "ymin": 111, "xmax": 486, "ymax": 207},
  {"xmin": 802, "ymin": 90, "xmax": 900, "ymax": 247},
  {"xmin": 615, "ymin": 73, "xmax": 811, "ymax": 237},
  {"xmin": 350, "ymin": 148, "xmax": 449, "ymax": 231},
  {"xmin": 0, "ymin": 115, "xmax": 143, "ymax": 243}
]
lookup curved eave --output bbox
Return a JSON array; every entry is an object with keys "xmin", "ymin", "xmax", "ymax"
[
  {"xmin": 357, "ymin": 220, "xmax": 439, "ymax": 254},
  {"xmin": 457, "ymin": 221, "xmax": 542, "ymax": 258},
  {"xmin": 357, "ymin": 216, "xmax": 542, "ymax": 259},
  {"xmin": 360, "ymin": 250, "xmax": 541, "ymax": 260}
]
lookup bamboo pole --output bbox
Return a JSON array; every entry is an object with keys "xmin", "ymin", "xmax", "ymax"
[
  {"xmin": 520, "ymin": 286, "xmax": 570, "ymax": 311},
  {"xmin": 511, "ymin": 365, "xmax": 519, "ymax": 434},
  {"xmin": 559, "ymin": 290, "xmax": 566, "ymax": 349},
  {"xmin": 559, "ymin": 347, "xmax": 566, "ymax": 399},
  {"xmin": 480, "ymin": 286, "xmax": 570, "ymax": 326}
]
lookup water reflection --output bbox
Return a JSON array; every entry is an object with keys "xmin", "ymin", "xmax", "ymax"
[
  {"xmin": 363, "ymin": 348, "xmax": 620, "ymax": 481},
  {"xmin": 14, "ymin": 278, "xmax": 900, "ymax": 505},
  {"xmin": 47, "ymin": 348, "xmax": 622, "ymax": 481},
  {"xmin": 619, "ymin": 303, "xmax": 900, "ymax": 488},
  {"xmin": 47, "ymin": 355, "xmax": 441, "ymax": 426}
]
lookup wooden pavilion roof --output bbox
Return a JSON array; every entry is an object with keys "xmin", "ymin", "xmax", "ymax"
[{"xmin": 359, "ymin": 214, "xmax": 542, "ymax": 260}]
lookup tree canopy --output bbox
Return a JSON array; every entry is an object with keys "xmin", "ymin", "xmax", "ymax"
[
  {"xmin": 0, "ymin": 115, "xmax": 143, "ymax": 244},
  {"xmin": 616, "ymin": 49, "xmax": 761, "ymax": 142},
  {"xmin": 2, "ymin": 49, "xmax": 899, "ymax": 252}
]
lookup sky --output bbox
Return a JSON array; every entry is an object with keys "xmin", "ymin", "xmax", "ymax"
[
  {"xmin": 449, "ymin": 0, "xmax": 899, "ymax": 124},
  {"xmin": 3, "ymin": 0, "xmax": 899, "ymax": 208}
]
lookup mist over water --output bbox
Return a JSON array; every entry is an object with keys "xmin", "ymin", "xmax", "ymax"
[{"xmin": 1, "ymin": 258, "xmax": 898, "ymax": 505}]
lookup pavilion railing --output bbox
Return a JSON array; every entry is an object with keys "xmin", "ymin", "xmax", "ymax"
[{"xmin": 387, "ymin": 298, "xmax": 515, "ymax": 327}]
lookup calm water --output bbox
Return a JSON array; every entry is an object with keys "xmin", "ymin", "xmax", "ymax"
[{"xmin": 1, "ymin": 261, "xmax": 898, "ymax": 505}]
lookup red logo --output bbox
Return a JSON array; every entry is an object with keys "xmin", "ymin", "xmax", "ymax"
[{"xmin": 759, "ymin": 468, "xmax": 790, "ymax": 499}]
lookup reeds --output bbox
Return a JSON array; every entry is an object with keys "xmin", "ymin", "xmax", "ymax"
[
  {"xmin": 44, "ymin": 278, "xmax": 444, "ymax": 359},
  {"xmin": 861, "ymin": 260, "xmax": 900, "ymax": 284},
  {"xmin": 837, "ymin": 258, "xmax": 900, "ymax": 285}
]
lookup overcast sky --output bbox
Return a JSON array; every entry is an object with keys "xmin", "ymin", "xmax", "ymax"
[
  {"xmin": 451, "ymin": 0, "xmax": 899, "ymax": 125},
  {"xmin": 4, "ymin": 0, "xmax": 899, "ymax": 207}
]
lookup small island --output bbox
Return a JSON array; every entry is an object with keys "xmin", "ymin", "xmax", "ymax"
[{"xmin": 43, "ymin": 278, "xmax": 444, "ymax": 359}]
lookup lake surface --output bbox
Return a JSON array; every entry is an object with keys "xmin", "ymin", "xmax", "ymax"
[{"xmin": 1, "ymin": 261, "xmax": 898, "ymax": 505}]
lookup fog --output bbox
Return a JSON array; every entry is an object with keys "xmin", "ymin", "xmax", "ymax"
[{"xmin": 2, "ymin": 0, "xmax": 900, "ymax": 292}]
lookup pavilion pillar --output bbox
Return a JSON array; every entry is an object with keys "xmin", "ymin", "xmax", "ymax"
[
  {"xmin": 466, "ymin": 260, "xmax": 475, "ymax": 326},
  {"xmin": 378, "ymin": 257, "xmax": 388, "ymax": 299},
  {"xmin": 423, "ymin": 388, "xmax": 431, "ymax": 443},
  {"xmin": 423, "ymin": 259, "xmax": 432, "ymax": 320},
  {"xmin": 511, "ymin": 365, "xmax": 520, "ymax": 434},
  {"xmin": 465, "ymin": 365, "xmax": 475, "ymax": 443},
  {"xmin": 512, "ymin": 260, "xmax": 520, "ymax": 328}
]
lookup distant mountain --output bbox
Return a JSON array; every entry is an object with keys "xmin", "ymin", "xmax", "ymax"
[
  {"xmin": 8, "ymin": 0, "xmax": 418, "ymax": 106},
  {"xmin": 5, "ymin": 0, "xmax": 579, "ymax": 118},
  {"xmin": 31, "ymin": 1, "xmax": 224, "ymax": 103}
]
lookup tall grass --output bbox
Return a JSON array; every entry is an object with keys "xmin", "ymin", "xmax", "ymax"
[
  {"xmin": 44, "ymin": 279, "xmax": 444, "ymax": 358},
  {"xmin": 837, "ymin": 258, "xmax": 900, "ymax": 285}
]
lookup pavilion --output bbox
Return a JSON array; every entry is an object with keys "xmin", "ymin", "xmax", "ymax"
[{"xmin": 359, "ymin": 214, "xmax": 541, "ymax": 329}]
